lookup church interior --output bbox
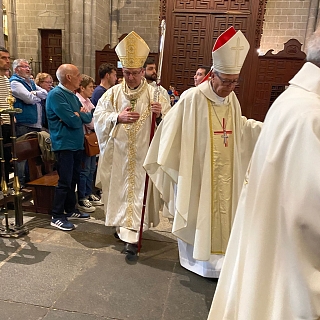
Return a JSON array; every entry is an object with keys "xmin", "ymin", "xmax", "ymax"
[{"xmin": 0, "ymin": 1, "xmax": 319, "ymax": 318}]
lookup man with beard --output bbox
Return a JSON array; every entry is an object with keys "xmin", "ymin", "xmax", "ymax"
[{"xmin": 143, "ymin": 57, "xmax": 170, "ymax": 107}]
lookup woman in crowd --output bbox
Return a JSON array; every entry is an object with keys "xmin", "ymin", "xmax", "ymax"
[
  {"xmin": 76, "ymin": 74, "xmax": 103, "ymax": 213},
  {"xmin": 35, "ymin": 72, "xmax": 53, "ymax": 130}
]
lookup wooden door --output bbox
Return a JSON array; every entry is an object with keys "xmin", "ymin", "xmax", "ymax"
[
  {"xmin": 160, "ymin": 0, "xmax": 267, "ymax": 117},
  {"xmin": 41, "ymin": 30, "xmax": 62, "ymax": 81}
]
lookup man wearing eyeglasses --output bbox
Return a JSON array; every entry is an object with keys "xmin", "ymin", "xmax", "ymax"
[
  {"xmin": 94, "ymin": 31, "xmax": 170, "ymax": 259},
  {"xmin": 10, "ymin": 59, "xmax": 48, "ymax": 186},
  {"xmin": 144, "ymin": 27, "xmax": 262, "ymax": 278}
]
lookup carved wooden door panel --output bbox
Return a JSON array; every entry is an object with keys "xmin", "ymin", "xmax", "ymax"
[
  {"xmin": 161, "ymin": 0, "xmax": 267, "ymax": 117},
  {"xmin": 41, "ymin": 30, "xmax": 62, "ymax": 82}
]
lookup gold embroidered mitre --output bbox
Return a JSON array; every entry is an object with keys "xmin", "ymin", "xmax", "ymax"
[
  {"xmin": 115, "ymin": 31, "xmax": 150, "ymax": 68},
  {"xmin": 212, "ymin": 26, "xmax": 250, "ymax": 74}
]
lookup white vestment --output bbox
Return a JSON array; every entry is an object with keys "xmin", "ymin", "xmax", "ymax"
[
  {"xmin": 144, "ymin": 80, "xmax": 262, "ymax": 277},
  {"xmin": 94, "ymin": 79, "xmax": 170, "ymax": 243},
  {"xmin": 208, "ymin": 62, "xmax": 320, "ymax": 319}
]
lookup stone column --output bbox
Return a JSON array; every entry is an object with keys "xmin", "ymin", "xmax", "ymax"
[
  {"xmin": 68, "ymin": 0, "xmax": 84, "ymax": 70},
  {"xmin": 305, "ymin": 0, "xmax": 320, "ymax": 43},
  {"xmin": 83, "ymin": 0, "xmax": 94, "ymax": 76},
  {"xmin": 5, "ymin": 0, "xmax": 18, "ymax": 59},
  {"xmin": 0, "ymin": 0, "xmax": 4, "ymax": 47},
  {"xmin": 110, "ymin": 0, "xmax": 120, "ymax": 47}
]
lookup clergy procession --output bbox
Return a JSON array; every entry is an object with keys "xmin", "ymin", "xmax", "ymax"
[{"xmin": 1, "ymin": 20, "xmax": 320, "ymax": 319}]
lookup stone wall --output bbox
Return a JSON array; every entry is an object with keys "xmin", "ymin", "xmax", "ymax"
[
  {"xmin": 5, "ymin": 0, "xmax": 313, "ymax": 78},
  {"xmin": 115, "ymin": 0, "xmax": 160, "ymax": 52},
  {"xmin": 13, "ymin": 0, "xmax": 65, "ymax": 63},
  {"xmin": 96, "ymin": 0, "xmax": 110, "ymax": 51},
  {"xmin": 260, "ymin": 0, "xmax": 311, "ymax": 54}
]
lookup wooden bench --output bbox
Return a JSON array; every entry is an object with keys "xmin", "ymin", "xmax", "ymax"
[{"xmin": 15, "ymin": 137, "xmax": 58, "ymax": 214}]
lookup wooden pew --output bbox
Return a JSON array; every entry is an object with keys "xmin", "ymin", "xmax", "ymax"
[{"xmin": 15, "ymin": 137, "xmax": 58, "ymax": 214}]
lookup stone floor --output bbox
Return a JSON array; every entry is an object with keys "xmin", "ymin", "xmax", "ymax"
[{"xmin": 0, "ymin": 205, "xmax": 216, "ymax": 320}]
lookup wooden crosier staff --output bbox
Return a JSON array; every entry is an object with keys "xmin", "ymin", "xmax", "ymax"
[{"xmin": 137, "ymin": 19, "xmax": 166, "ymax": 255}]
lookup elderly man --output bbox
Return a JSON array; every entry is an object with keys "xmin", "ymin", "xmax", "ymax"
[
  {"xmin": 10, "ymin": 59, "xmax": 48, "ymax": 186},
  {"xmin": 207, "ymin": 28, "xmax": 320, "ymax": 320},
  {"xmin": 144, "ymin": 27, "xmax": 262, "ymax": 278},
  {"xmin": 10, "ymin": 59, "xmax": 47, "ymax": 135},
  {"xmin": 94, "ymin": 31, "xmax": 170, "ymax": 258},
  {"xmin": 46, "ymin": 64, "xmax": 92, "ymax": 231}
]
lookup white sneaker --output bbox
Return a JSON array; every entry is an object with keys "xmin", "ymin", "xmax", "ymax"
[
  {"xmin": 88, "ymin": 194, "xmax": 104, "ymax": 206},
  {"xmin": 78, "ymin": 199, "xmax": 96, "ymax": 212}
]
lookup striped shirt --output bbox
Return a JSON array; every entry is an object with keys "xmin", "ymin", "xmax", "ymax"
[{"xmin": 0, "ymin": 75, "xmax": 11, "ymax": 124}]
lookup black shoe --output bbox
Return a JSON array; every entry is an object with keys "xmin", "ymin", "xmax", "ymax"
[
  {"xmin": 123, "ymin": 243, "xmax": 139, "ymax": 264},
  {"xmin": 122, "ymin": 242, "xmax": 138, "ymax": 255}
]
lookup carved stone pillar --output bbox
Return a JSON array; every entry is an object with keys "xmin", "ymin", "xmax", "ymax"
[
  {"xmin": 5, "ymin": 0, "xmax": 18, "ymax": 59},
  {"xmin": 305, "ymin": 0, "xmax": 320, "ymax": 43},
  {"xmin": 110, "ymin": 0, "xmax": 120, "ymax": 47},
  {"xmin": 64, "ymin": 0, "xmax": 96, "ymax": 77},
  {"xmin": 0, "ymin": 0, "xmax": 4, "ymax": 47}
]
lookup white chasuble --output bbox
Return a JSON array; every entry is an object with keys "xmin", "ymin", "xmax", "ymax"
[
  {"xmin": 144, "ymin": 80, "xmax": 262, "ymax": 277},
  {"xmin": 208, "ymin": 62, "xmax": 320, "ymax": 318},
  {"xmin": 94, "ymin": 79, "xmax": 170, "ymax": 236}
]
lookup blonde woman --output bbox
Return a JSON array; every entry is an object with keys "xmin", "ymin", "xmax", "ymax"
[{"xmin": 35, "ymin": 72, "xmax": 53, "ymax": 129}]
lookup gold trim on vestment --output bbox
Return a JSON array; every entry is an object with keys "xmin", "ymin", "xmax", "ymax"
[
  {"xmin": 207, "ymin": 99, "xmax": 216, "ymax": 254},
  {"xmin": 207, "ymin": 98, "xmax": 234, "ymax": 255},
  {"xmin": 121, "ymin": 81, "xmax": 151, "ymax": 228}
]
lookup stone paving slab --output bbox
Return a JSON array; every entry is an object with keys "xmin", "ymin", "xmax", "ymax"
[
  {"xmin": 0, "ymin": 300, "xmax": 48, "ymax": 320},
  {"xmin": 0, "ymin": 210, "xmax": 216, "ymax": 320},
  {"xmin": 43, "ymin": 309, "xmax": 113, "ymax": 319}
]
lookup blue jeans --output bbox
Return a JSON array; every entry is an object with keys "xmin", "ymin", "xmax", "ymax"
[
  {"xmin": 51, "ymin": 150, "xmax": 82, "ymax": 219},
  {"xmin": 78, "ymin": 152, "xmax": 96, "ymax": 200}
]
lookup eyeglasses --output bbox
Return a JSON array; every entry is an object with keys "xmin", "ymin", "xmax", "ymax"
[
  {"xmin": 17, "ymin": 65, "xmax": 32, "ymax": 70},
  {"xmin": 42, "ymin": 81, "xmax": 53, "ymax": 84},
  {"xmin": 215, "ymin": 73, "xmax": 240, "ymax": 86},
  {"xmin": 123, "ymin": 69, "xmax": 142, "ymax": 77}
]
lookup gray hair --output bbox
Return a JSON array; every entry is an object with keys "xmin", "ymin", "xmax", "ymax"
[
  {"xmin": 306, "ymin": 29, "xmax": 320, "ymax": 67},
  {"xmin": 12, "ymin": 59, "xmax": 29, "ymax": 72}
]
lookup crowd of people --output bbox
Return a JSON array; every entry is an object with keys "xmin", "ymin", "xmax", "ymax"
[{"xmin": 0, "ymin": 24, "xmax": 320, "ymax": 319}]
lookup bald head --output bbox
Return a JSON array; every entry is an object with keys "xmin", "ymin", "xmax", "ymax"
[{"xmin": 56, "ymin": 64, "xmax": 81, "ymax": 91}]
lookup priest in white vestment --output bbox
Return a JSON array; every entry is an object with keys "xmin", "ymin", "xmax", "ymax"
[
  {"xmin": 94, "ymin": 32, "xmax": 170, "ymax": 257},
  {"xmin": 144, "ymin": 27, "xmax": 262, "ymax": 278},
  {"xmin": 207, "ymin": 29, "xmax": 320, "ymax": 319}
]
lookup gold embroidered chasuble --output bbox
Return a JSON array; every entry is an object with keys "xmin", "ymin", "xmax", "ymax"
[{"xmin": 94, "ymin": 79, "xmax": 170, "ymax": 231}]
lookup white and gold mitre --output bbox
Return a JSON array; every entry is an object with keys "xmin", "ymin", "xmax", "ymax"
[
  {"xmin": 212, "ymin": 26, "xmax": 250, "ymax": 74},
  {"xmin": 115, "ymin": 31, "xmax": 150, "ymax": 68}
]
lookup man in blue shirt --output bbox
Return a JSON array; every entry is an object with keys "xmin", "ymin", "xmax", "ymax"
[
  {"xmin": 91, "ymin": 63, "xmax": 117, "ymax": 106},
  {"xmin": 46, "ymin": 64, "xmax": 92, "ymax": 231}
]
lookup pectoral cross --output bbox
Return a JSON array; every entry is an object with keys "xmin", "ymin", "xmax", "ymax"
[{"xmin": 214, "ymin": 118, "xmax": 232, "ymax": 147}]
